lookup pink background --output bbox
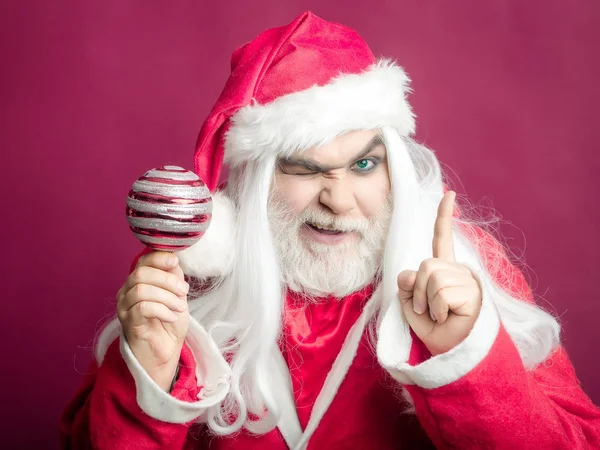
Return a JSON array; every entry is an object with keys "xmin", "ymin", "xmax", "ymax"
[{"xmin": 1, "ymin": 1, "xmax": 598, "ymax": 447}]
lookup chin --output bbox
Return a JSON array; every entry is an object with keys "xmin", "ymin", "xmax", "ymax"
[{"xmin": 280, "ymin": 241, "xmax": 381, "ymax": 298}]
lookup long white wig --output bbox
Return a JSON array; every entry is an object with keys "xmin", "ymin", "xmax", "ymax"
[{"xmin": 187, "ymin": 126, "xmax": 561, "ymax": 436}]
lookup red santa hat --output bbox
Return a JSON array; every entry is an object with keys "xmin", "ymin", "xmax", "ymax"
[{"xmin": 178, "ymin": 11, "xmax": 416, "ymax": 278}]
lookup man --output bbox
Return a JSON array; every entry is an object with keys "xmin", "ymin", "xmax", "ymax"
[{"xmin": 61, "ymin": 11, "xmax": 600, "ymax": 449}]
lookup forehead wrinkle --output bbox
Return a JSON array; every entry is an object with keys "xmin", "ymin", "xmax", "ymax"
[{"xmin": 280, "ymin": 134, "xmax": 386, "ymax": 173}]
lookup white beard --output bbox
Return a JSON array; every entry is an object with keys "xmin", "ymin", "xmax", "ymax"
[{"xmin": 268, "ymin": 194, "xmax": 392, "ymax": 298}]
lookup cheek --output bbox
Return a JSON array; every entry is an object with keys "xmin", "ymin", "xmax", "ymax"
[
  {"xmin": 273, "ymin": 175, "xmax": 320, "ymax": 215},
  {"xmin": 356, "ymin": 170, "xmax": 391, "ymax": 218}
]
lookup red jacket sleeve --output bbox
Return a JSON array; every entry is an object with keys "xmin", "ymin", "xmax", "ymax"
[
  {"xmin": 59, "ymin": 339, "xmax": 204, "ymax": 449},
  {"xmin": 406, "ymin": 326, "xmax": 600, "ymax": 449},
  {"xmin": 405, "ymin": 226, "xmax": 600, "ymax": 448}
]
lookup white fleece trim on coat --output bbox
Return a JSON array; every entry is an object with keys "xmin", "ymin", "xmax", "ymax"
[
  {"xmin": 177, "ymin": 190, "xmax": 236, "ymax": 280},
  {"xmin": 95, "ymin": 318, "xmax": 121, "ymax": 365},
  {"xmin": 377, "ymin": 266, "xmax": 501, "ymax": 389},
  {"xmin": 119, "ymin": 316, "xmax": 231, "ymax": 424},
  {"xmin": 271, "ymin": 348, "xmax": 303, "ymax": 448},
  {"xmin": 224, "ymin": 59, "xmax": 415, "ymax": 166}
]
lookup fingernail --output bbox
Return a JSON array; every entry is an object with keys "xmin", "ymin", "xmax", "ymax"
[
  {"xmin": 430, "ymin": 310, "xmax": 437, "ymax": 322},
  {"xmin": 413, "ymin": 304, "xmax": 424, "ymax": 314},
  {"xmin": 177, "ymin": 281, "xmax": 189, "ymax": 295}
]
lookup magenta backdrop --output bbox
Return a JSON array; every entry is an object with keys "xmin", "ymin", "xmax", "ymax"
[{"xmin": 1, "ymin": 1, "xmax": 598, "ymax": 447}]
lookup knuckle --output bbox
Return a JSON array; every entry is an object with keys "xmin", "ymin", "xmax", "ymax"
[
  {"xmin": 116, "ymin": 293, "xmax": 126, "ymax": 309},
  {"xmin": 135, "ymin": 253, "xmax": 150, "ymax": 269},
  {"xmin": 135, "ymin": 300, "xmax": 148, "ymax": 315},
  {"xmin": 130, "ymin": 267, "xmax": 145, "ymax": 284},
  {"xmin": 420, "ymin": 258, "xmax": 435, "ymax": 273},
  {"xmin": 132, "ymin": 283, "xmax": 146, "ymax": 299},
  {"xmin": 430, "ymin": 270, "xmax": 443, "ymax": 285},
  {"xmin": 436, "ymin": 287, "xmax": 449, "ymax": 304},
  {"xmin": 117, "ymin": 309, "xmax": 127, "ymax": 323}
]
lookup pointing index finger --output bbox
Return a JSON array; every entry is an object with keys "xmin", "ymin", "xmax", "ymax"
[{"xmin": 432, "ymin": 191, "xmax": 456, "ymax": 262}]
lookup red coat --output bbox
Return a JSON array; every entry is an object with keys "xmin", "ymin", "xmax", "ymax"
[{"xmin": 61, "ymin": 286, "xmax": 600, "ymax": 449}]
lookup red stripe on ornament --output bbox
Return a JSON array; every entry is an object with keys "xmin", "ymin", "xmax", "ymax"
[
  {"xmin": 126, "ymin": 209, "xmax": 212, "ymax": 224},
  {"xmin": 129, "ymin": 227, "xmax": 205, "ymax": 240},
  {"xmin": 128, "ymin": 191, "xmax": 212, "ymax": 205},
  {"xmin": 155, "ymin": 167, "xmax": 187, "ymax": 172},
  {"xmin": 139, "ymin": 176, "xmax": 207, "ymax": 187},
  {"xmin": 147, "ymin": 243, "xmax": 190, "ymax": 251}
]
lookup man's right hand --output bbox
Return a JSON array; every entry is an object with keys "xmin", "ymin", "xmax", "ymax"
[{"xmin": 117, "ymin": 251, "xmax": 190, "ymax": 392}]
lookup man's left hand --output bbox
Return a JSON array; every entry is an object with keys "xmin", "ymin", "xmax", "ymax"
[{"xmin": 396, "ymin": 191, "xmax": 483, "ymax": 356}]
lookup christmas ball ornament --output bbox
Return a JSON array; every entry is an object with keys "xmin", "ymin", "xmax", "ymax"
[{"xmin": 126, "ymin": 165, "xmax": 212, "ymax": 251}]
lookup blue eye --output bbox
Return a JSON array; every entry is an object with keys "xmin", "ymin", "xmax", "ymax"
[{"xmin": 352, "ymin": 158, "xmax": 378, "ymax": 173}]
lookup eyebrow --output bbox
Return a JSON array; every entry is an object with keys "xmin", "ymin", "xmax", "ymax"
[{"xmin": 279, "ymin": 134, "xmax": 386, "ymax": 173}]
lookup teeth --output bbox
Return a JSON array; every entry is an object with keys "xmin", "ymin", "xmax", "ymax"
[{"xmin": 312, "ymin": 222, "xmax": 337, "ymax": 231}]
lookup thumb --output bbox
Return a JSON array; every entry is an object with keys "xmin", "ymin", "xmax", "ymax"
[
  {"xmin": 166, "ymin": 255, "xmax": 188, "ymax": 300},
  {"xmin": 397, "ymin": 270, "xmax": 417, "ymax": 302},
  {"xmin": 165, "ymin": 254, "xmax": 185, "ymax": 279}
]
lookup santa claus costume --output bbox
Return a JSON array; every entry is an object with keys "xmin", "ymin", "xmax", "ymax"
[{"xmin": 61, "ymin": 11, "xmax": 600, "ymax": 449}]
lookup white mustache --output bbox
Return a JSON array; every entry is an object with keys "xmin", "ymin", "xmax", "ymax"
[{"xmin": 299, "ymin": 208, "xmax": 370, "ymax": 233}]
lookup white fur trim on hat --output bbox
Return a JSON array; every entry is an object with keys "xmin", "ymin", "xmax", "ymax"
[
  {"xmin": 224, "ymin": 59, "xmax": 415, "ymax": 166},
  {"xmin": 177, "ymin": 190, "xmax": 236, "ymax": 279}
]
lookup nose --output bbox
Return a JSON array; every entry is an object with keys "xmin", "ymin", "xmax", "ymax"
[{"xmin": 319, "ymin": 177, "xmax": 356, "ymax": 215}]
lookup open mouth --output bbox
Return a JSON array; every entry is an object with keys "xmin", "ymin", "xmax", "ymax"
[{"xmin": 306, "ymin": 222, "xmax": 344, "ymax": 235}]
